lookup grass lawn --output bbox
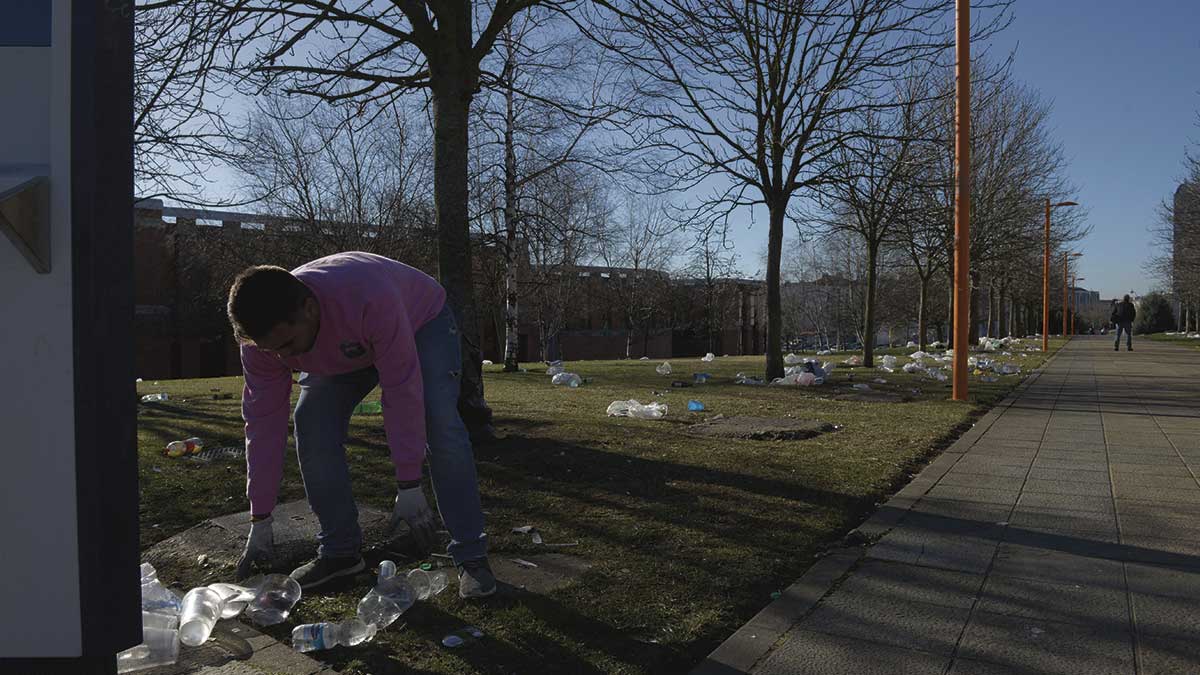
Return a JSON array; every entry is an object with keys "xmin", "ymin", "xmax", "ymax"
[
  {"xmin": 136, "ymin": 339, "xmax": 1064, "ymax": 674},
  {"xmin": 1146, "ymin": 332, "xmax": 1200, "ymax": 350}
]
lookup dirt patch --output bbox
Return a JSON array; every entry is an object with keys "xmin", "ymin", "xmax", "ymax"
[{"xmin": 686, "ymin": 416, "xmax": 835, "ymax": 441}]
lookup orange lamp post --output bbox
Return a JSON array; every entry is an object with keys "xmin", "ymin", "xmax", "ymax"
[
  {"xmin": 1043, "ymin": 200, "xmax": 1078, "ymax": 352},
  {"xmin": 952, "ymin": 0, "xmax": 971, "ymax": 401}
]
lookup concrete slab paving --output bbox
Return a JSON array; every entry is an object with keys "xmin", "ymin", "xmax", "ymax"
[{"xmin": 698, "ymin": 336, "xmax": 1200, "ymax": 674}]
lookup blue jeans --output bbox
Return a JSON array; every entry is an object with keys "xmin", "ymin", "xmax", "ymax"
[
  {"xmin": 1114, "ymin": 322, "xmax": 1132, "ymax": 349},
  {"xmin": 293, "ymin": 303, "xmax": 488, "ymax": 563}
]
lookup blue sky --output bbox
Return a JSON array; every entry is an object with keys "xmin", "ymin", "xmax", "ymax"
[
  {"xmin": 725, "ymin": 0, "xmax": 1200, "ymax": 298},
  {"xmin": 173, "ymin": 1, "xmax": 1198, "ymax": 300}
]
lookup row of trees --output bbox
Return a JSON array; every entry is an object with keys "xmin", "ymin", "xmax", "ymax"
[
  {"xmin": 134, "ymin": 0, "xmax": 1084, "ymax": 393},
  {"xmin": 1148, "ymin": 116, "xmax": 1200, "ymax": 330}
]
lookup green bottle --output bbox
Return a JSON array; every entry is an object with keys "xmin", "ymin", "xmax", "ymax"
[{"xmin": 354, "ymin": 400, "xmax": 383, "ymax": 414}]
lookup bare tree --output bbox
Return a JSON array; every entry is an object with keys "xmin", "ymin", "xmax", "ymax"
[
  {"xmin": 682, "ymin": 226, "xmax": 741, "ymax": 353},
  {"xmin": 577, "ymin": 0, "xmax": 1011, "ymax": 380},
  {"xmin": 524, "ymin": 168, "xmax": 611, "ymax": 360},
  {"xmin": 134, "ymin": 1, "xmax": 245, "ymax": 203},
  {"xmin": 917, "ymin": 63, "xmax": 1085, "ymax": 342},
  {"xmin": 599, "ymin": 193, "xmax": 679, "ymax": 358},
  {"xmin": 231, "ymin": 96, "xmax": 437, "ymax": 267},
  {"xmin": 470, "ymin": 8, "xmax": 615, "ymax": 371},
  {"xmin": 195, "ymin": 0, "xmax": 577, "ymax": 438},
  {"xmin": 813, "ymin": 72, "xmax": 928, "ymax": 366}
]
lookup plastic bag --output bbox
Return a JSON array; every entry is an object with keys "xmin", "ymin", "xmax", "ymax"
[
  {"xmin": 656, "ymin": 362, "xmax": 672, "ymax": 375},
  {"xmin": 702, "ymin": 353, "xmax": 715, "ymax": 362},
  {"xmin": 843, "ymin": 355, "xmax": 863, "ymax": 366},
  {"xmin": 606, "ymin": 400, "xmax": 667, "ymax": 419},
  {"xmin": 784, "ymin": 353, "xmax": 802, "ymax": 366},
  {"xmin": 878, "ymin": 355, "xmax": 897, "ymax": 373},
  {"xmin": 902, "ymin": 361, "xmax": 926, "ymax": 374},
  {"xmin": 551, "ymin": 372, "xmax": 582, "ymax": 387}
]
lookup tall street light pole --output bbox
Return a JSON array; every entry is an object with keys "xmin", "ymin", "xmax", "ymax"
[
  {"xmin": 952, "ymin": 0, "xmax": 971, "ymax": 402},
  {"xmin": 1043, "ymin": 199, "xmax": 1078, "ymax": 352}
]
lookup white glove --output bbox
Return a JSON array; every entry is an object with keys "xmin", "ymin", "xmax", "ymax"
[
  {"xmin": 390, "ymin": 486, "xmax": 438, "ymax": 555},
  {"xmin": 236, "ymin": 515, "xmax": 274, "ymax": 580}
]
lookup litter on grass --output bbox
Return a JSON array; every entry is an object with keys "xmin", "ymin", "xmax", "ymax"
[
  {"xmin": 606, "ymin": 400, "xmax": 668, "ymax": 419},
  {"xmin": 512, "ymin": 525, "xmax": 544, "ymax": 545},
  {"xmin": 656, "ymin": 362, "xmax": 672, "ymax": 375}
]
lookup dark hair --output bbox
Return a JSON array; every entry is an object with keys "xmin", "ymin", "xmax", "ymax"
[
  {"xmin": 1123, "ymin": 294, "xmax": 1131, "ymax": 302},
  {"xmin": 227, "ymin": 265, "xmax": 312, "ymax": 341}
]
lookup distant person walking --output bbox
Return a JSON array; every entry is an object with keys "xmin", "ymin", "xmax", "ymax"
[{"xmin": 1112, "ymin": 295, "xmax": 1136, "ymax": 351}]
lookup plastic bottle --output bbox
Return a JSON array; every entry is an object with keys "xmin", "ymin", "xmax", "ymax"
[
  {"xmin": 179, "ymin": 587, "xmax": 225, "ymax": 646},
  {"xmin": 244, "ymin": 574, "xmax": 302, "ymax": 626},
  {"xmin": 163, "ymin": 437, "xmax": 203, "ymax": 458},
  {"xmin": 356, "ymin": 560, "xmax": 415, "ymax": 629},
  {"xmin": 406, "ymin": 567, "xmax": 449, "ymax": 601},
  {"xmin": 353, "ymin": 400, "xmax": 383, "ymax": 414},
  {"xmin": 291, "ymin": 618, "xmax": 377, "ymax": 652}
]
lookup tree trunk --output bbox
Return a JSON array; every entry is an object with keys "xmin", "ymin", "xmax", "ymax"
[
  {"xmin": 765, "ymin": 201, "xmax": 785, "ymax": 380},
  {"xmin": 985, "ymin": 284, "xmax": 994, "ymax": 338},
  {"xmin": 998, "ymin": 283, "xmax": 1007, "ymax": 337},
  {"xmin": 501, "ymin": 74, "xmax": 521, "ymax": 373},
  {"xmin": 862, "ymin": 242, "xmax": 879, "ymax": 367},
  {"xmin": 947, "ymin": 264, "xmax": 956, "ymax": 343},
  {"xmin": 917, "ymin": 275, "xmax": 929, "ymax": 351},
  {"xmin": 432, "ymin": 81, "xmax": 494, "ymax": 440},
  {"xmin": 968, "ymin": 271, "xmax": 981, "ymax": 344}
]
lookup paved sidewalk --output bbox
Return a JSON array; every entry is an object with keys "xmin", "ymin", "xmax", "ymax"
[{"xmin": 699, "ymin": 336, "xmax": 1200, "ymax": 674}]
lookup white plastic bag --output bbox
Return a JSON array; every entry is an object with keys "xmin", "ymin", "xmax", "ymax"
[
  {"xmin": 784, "ymin": 353, "xmax": 802, "ymax": 366},
  {"xmin": 656, "ymin": 362, "xmax": 672, "ymax": 375},
  {"xmin": 902, "ymin": 361, "xmax": 926, "ymax": 374},
  {"xmin": 702, "ymin": 353, "xmax": 715, "ymax": 362},
  {"xmin": 551, "ymin": 372, "xmax": 582, "ymax": 387},
  {"xmin": 606, "ymin": 400, "xmax": 667, "ymax": 419}
]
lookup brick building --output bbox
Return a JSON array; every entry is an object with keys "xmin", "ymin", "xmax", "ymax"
[{"xmin": 132, "ymin": 201, "xmax": 768, "ymax": 378}]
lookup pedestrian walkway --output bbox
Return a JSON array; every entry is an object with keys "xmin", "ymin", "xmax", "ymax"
[{"xmin": 697, "ymin": 336, "xmax": 1200, "ymax": 674}]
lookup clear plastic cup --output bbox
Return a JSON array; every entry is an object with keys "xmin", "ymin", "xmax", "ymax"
[
  {"xmin": 117, "ymin": 627, "xmax": 179, "ymax": 673},
  {"xmin": 208, "ymin": 582, "xmax": 256, "ymax": 619},
  {"xmin": 142, "ymin": 611, "xmax": 179, "ymax": 631},
  {"xmin": 179, "ymin": 587, "xmax": 224, "ymax": 646}
]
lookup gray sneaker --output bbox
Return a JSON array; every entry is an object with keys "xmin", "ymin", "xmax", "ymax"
[
  {"xmin": 290, "ymin": 555, "xmax": 365, "ymax": 591},
  {"xmin": 457, "ymin": 557, "xmax": 497, "ymax": 598}
]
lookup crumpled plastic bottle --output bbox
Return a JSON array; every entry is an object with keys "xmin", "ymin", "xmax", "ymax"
[{"xmin": 357, "ymin": 561, "xmax": 415, "ymax": 629}]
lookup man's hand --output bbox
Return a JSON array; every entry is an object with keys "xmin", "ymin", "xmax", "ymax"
[
  {"xmin": 236, "ymin": 514, "xmax": 274, "ymax": 580},
  {"xmin": 390, "ymin": 485, "xmax": 438, "ymax": 555}
]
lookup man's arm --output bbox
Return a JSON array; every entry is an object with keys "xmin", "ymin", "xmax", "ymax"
[
  {"xmin": 364, "ymin": 302, "xmax": 427, "ymax": 482},
  {"xmin": 241, "ymin": 344, "xmax": 294, "ymax": 516}
]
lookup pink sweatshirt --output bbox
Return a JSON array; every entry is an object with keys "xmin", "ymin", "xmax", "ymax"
[{"xmin": 240, "ymin": 252, "xmax": 447, "ymax": 515}]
